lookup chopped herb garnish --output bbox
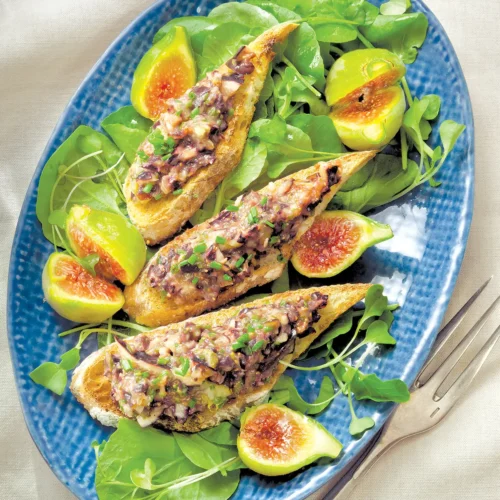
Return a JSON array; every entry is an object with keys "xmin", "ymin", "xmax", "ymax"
[
  {"xmin": 188, "ymin": 398, "xmax": 196, "ymax": 409},
  {"xmin": 194, "ymin": 243, "xmax": 207, "ymax": 254},
  {"xmin": 247, "ymin": 325, "xmax": 256, "ymax": 333},
  {"xmin": 264, "ymin": 325, "xmax": 274, "ymax": 332},
  {"xmin": 121, "ymin": 359, "xmax": 133, "ymax": 372},
  {"xmin": 157, "ymin": 357, "xmax": 169, "ymax": 366},
  {"xmin": 142, "ymin": 183, "xmax": 154, "ymax": 194},
  {"xmin": 162, "ymin": 153, "xmax": 172, "ymax": 161},
  {"xmin": 166, "ymin": 136, "xmax": 176, "ymax": 149},
  {"xmin": 216, "ymin": 236, "xmax": 226, "ymax": 245},
  {"xmin": 280, "ymin": 300, "xmax": 287, "ymax": 307},
  {"xmin": 173, "ymin": 189, "xmax": 183, "ymax": 195},
  {"xmin": 270, "ymin": 236, "xmax": 280, "ymax": 245},
  {"xmin": 192, "ymin": 277, "xmax": 199, "ymax": 285},
  {"xmin": 137, "ymin": 151, "xmax": 148, "ymax": 161},
  {"xmin": 175, "ymin": 357, "xmax": 190, "ymax": 377},
  {"xmin": 153, "ymin": 192, "xmax": 163, "ymax": 200},
  {"xmin": 251, "ymin": 340, "xmax": 265, "ymax": 352},
  {"xmin": 232, "ymin": 333, "xmax": 251, "ymax": 351},
  {"xmin": 235, "ymin": 257, "xmax": 245, "ymax": 268},
  {"xmin": 223, "ymin": 274, "xmax": 232, "ymax": 281},
  {"xmin": 176, "ymin": 248, "xmax": 187, "ymax": 255},
  {"xmin": 141, "ymin": 371, "xmax": 150, "ymax": 379},
  {"xmin": 226, "ymin": 205, "xmax": 239, "ymax": 212},
  {"xmin": 175, "ymin": 109, "xmax": 182, "ymax": 116},
  {"xmin": 228, "ymin": 108, "xmax": 235, "ymax": 117},
  {"xmin": 179, "ymin": 260, "xmax": 189, "ymax": 267},
  {"xmin": 187, "ymin": 254, "xmax": 198, "ymax": 265},
  {"xmin": 247, "ymin": 253, "xmax": 254, "ymax": 262},
  {"xmin": 209, "ymin": 261, "xmax": 222, "ymax": 270},
  {"xmin": 264, "ymin": 220, "xmax": 275, "ymax": 228},
  {"xmin": 277, "ymin": 254, "xmax": 285, "ymax": 262},
  {"xmin": 190, "ymin": 107, "xmax": 200, "ymax": 119},
  {"xmin": 248, "ymin": 206, "xmax": 259, "ymax": 224},
  {"xmin": 188, "ymin": 91, "xmax": 196, "ymax": 100},
  {"xmin": 260, "ymin": 196, "xmax": 268, "ymax": 206}
]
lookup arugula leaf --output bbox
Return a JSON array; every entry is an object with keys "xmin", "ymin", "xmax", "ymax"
[
  {"xmin": 349, "ymin": 415, "xmax": 375, "ymax": 436},
  {"xmin": 312, "ymin": 23, "xmax": 358, "ymax": 43},
  {"xmin": 288, "ymin": 114, "xmax": 342, "ymax": 153},
  {"xmin": 331, "ymin": 154, "xmax": 420, "ymax": 213},
  {"xmin": 309, "ymin": 310, "xmax": 356, "ymax": 351},
  {"xmin": 272, "ymin": 375, "xmax": 337, "ymax": 414},
  {"xmin": 363, "ymin": 319, "xmax": 397, "ymax": 345},
  {"xmin": 173, "ymin": 433, "xmax": 227, "ymax": 470},
  {"xmin": 29, "ymin": 362, "xmax": 68, "ymax": 396},
  {"xmin": 36, "ymin": 125, "xmax": 128, "ymax": 248},
  {"xmin": 421, "ymin": 94, "xmax": 441, "ymax": 120},
  {"xmin": 347, "ymin": 368, "xmax": 410, "ymax": 403},
  {"xmin": 101, "ymin": 106, "xmax": 152, "ymax": 163},
  {"xmin": 439, "ymin": 119, "xmax": 466, "ymax": 161},
  {"xmin": 361, "ymin": 12, "xmax": 428, "ymax": 63}
]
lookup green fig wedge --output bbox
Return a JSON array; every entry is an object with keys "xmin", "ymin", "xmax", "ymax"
[
  {"xmin": 42, "ymin": 253, "xmax": 124, "ymax": 323},
  {"xmin": 291, "ymin": 211, "xmax": 393, "ymax": 278},
  {"xmin": 237, "ymin": 404, "xmax": 342, "ymax": 476},
  {"xmin": 67, "ymin": 205, "xmax": 147, "ymax": 286}
]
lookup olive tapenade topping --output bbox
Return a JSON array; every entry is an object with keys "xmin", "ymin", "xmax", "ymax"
[{"xmin": 106, "ymin": 293, "xmax": 328, "ymax": 427}]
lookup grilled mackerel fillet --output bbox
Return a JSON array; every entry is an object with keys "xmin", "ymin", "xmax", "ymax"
[
  {"xmin": 71, "ymin": 284, "xmax": 370, "ymax": 432},
  {"xmin": 124, "ymin": 22, "xmax": 298, "ymax": 245},
  {"xmin": 124, "ymin": 151, "xmax": 375, "ymax": 327}
]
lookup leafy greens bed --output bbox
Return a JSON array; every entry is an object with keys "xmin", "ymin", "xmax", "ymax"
[{"xmin": 29, "ymin": 0, "xmax": 466, "ymax": 498}]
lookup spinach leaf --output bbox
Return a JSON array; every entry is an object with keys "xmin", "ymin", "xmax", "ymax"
[
  {"xmin": 312, "ymin": 23, "xmax": 358, "ymax": 43},
  {"xmin": 36, "ymin": 125, "xmax": 128, "ymax": 248},
  {"xmin": 198, "ymin": 422, "xmax": 239, "ymax": 445},
  {"xmin": 361, "ymin": 12, "xmax": 428, "ymax": 63},
  {"xmin": 153, "ymin": 16, "xmax": 218, "ymax": 53},
  {"xmin": 288, "ymin": 114, "xmax": 342, "ymax": 153},
  {"xmin": 174, "ymin": 433, "xmax": 231, "ymax": 470},
  {"xmin": 248, "ymin": 0, "xmax": 301, "ymax": 22},
  {"xmin": 198, "ymin": 23, "xmax": 256, "ymax": 78},
  {"xmin": 209, "ymin": 2, "xmax": 278, "ymax": 30},
  {"xmin": 285, "ymin": 22, "xmax": 325, "ymax": 89},
  {"xmin": 96, "ymin": 420, "xmax": 241, "ymax": 500},
  {"xmin": 101, "ymin": 106, "xmax": 152, "ymax": 163},
  {"xmin": 380, "ymin": 0, "xmax": 410, "ymax": 16}
]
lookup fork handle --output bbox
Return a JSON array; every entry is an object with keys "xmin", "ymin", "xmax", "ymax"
[{"xmin": 327, "ymin": 418, "xmax": 406, "ymax": 500}]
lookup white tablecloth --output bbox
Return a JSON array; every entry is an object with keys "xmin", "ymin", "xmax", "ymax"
[{"xmin": 1, "ymin": 0, "xmax": 499, "ymax": 498}]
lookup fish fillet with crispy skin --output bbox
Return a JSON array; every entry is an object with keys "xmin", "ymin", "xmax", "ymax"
[
  {"xmin": 123, "ymin": 151, "xmax": 376, "ymax": 327},
  {"xmin": 124, "ymin": 22, "xmax": 298, "ymax": 245},
  {"xmin": 71, "ymin": 284, "xmax": 370, "ymax": 432}
]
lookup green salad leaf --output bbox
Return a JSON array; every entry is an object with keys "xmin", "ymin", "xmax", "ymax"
[
  {"xmin": 101, "ymin": 106, "xmax": 152, "ymax": 163},
  {"xmin": 208, "ymin": 2, "xmax": 278, "ymax": 30},
  {"xmin": 36, "ymin": 125, "xmax": 128, "ymax": 249},
  {"xmin": 95, "ymin": 420, "xmax": 242, "ymax": 500}
]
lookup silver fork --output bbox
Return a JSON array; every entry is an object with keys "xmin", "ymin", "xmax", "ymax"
[{"xmin": 322, "ymin": 277, "xmax": 500, "ymax": 500}]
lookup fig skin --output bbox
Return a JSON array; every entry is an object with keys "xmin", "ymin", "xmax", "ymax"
[
  {"xmin": 237, "ymin": 404, "xmax": 342, "ymax": 476},
  {"xmin": 291, "ymin": 211, "xmax": 393, "ymax": 278},
  {"xmin": 326, "ymin": 48, "xmax": 406, "ymax": 151},
  {"xmin": 326, "ymin": 48, "xmax": 406, "ymax": 106},
  {"xmin": 131, "ymin": 26, "xmax": 197, "ymax": 119},
  {"xmin": 42, "ymin": 253, "xmax": 124, "ymax": 323},
  {"xmin": 67, "ymin": 205, "xmax": 147, "ymax": 286}
]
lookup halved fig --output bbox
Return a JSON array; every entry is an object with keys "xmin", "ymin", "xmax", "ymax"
[
  {"xmin": 291, "ymin": 211, "xmax": 393, "ymax": 278},
  {"xmin": 67, "ymin": 205, "xmax": 146, "ymax": 286},
  {"xmin": 326, "ymin": 48, "xmax": 406, "ymax": 151},
  {"xmin": 131, "ymin": 26, "xmax": 197, "ymax": 119},
  {"xmin": 237, "ymin": 404, "xmax": 342, "ymax": 476},
  {"xmin": 42, "ymin": 253, "xmax": 124, "ymax": 323}
]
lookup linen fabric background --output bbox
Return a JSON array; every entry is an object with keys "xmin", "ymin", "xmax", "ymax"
[{"xmin": 1, "ymin": 0, "xmax": 499, "ymax": 498}]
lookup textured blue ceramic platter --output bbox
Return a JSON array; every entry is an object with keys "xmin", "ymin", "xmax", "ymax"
[{"xmin": 8, "ymin": 0, "xmax": 473, "ymax": 498}]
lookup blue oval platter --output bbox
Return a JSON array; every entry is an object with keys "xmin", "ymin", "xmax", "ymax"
[{"xmin": 8, "ymin": 0, "xmax": 474, "ymax": 498}]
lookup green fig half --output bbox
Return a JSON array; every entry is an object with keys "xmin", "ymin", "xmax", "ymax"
[
  {"xmin": 291, "ymin": 211, "xmax": 393, "ymax": 278},
  {"xmin": 42, "ymin": 253, "xmax": 124, "ymax": 323},
  {"xmin": 67, "ymin": 205, "xmax": 147, "ymax": 286},
  {"xmin": 237, "ymin": 404, "xmax": 342, "ymax": 476}
]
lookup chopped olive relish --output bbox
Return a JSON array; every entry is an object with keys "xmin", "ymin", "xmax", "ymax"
[
  {"xmin": 147, "ymin": 162, "xmax": 340, "ymax": 301},
  {"xmin": 106, "ymin": 293, "xmax": 327, "ymax": 427},
  {"xmin": 132, "ymin": 47, "xmax": 256, "ymax": 201}
]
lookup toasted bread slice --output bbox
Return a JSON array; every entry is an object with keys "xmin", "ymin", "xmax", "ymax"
[
  {"xmin": 71, "ymin": 284, "xmax": 370, "ymax": 432},
  {"xmin": 123, "ymin": 151, "xmax": 376, "ymax": 327},
  {"xmin": 124, "ymin": 22, "xmax": 298, "ymax": 245}
]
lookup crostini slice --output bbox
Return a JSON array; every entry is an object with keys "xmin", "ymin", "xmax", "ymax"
[
  {"xmin": 71, "ymin": 284, "xmax": 370, "ymax": 432},
  {"xmin": 124, "ymin": 22, "xmax": 299, "ymax": 245},
  {"xmin": 124, "ymin": 151, "xmax": 376, "ymax": 327}
]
